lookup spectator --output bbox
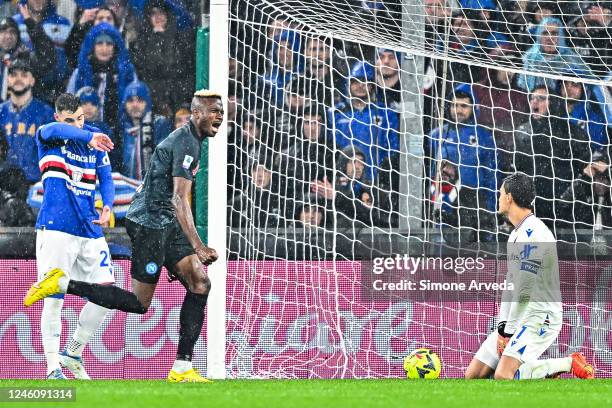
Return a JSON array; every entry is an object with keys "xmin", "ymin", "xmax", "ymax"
[
  {"xmin": 173, "ymin": 103, "xmax": 190, "ymax": 129},
  {"xmin": 559, "ymin": 152, "xmax": 612, "ymax": 231},
  {"xmin": 473, "ymin": 48, "xmax": 529, "ymax": 131},
  {"xmin": 105, "ymin": 0, "xmax": 138, "ymax": 47},
  {"xmin": 426, "ymin": 84, "xmax": 498, "ymax": 241},
  {"xmin": 118, "ymin": 80, "xmax": 172, "ymax": 179},
  {"xmin": 295, "ymin": 196, "xmax": 326, "ymax": 229},
  {"xmin": 230, "ymin": 162, "xmax": 280, "ymax": 228},
  {"xmin": 13, "ymin": 0, "xmax": 71, "ymax": 102},
  {"xmin": 463, "ymin": 0, "xmax": 511, "ymax": 50},
  {"xmin": 512, "ymin": 85, "xmax": 591, "ymax": 231},
  {"xmin": 0, "ymin": 58, "xmax": 53, "ymax": 184},
  {"xmin": 567, "ymin": 3, "xmax": 612, "ymax": 77},
  {"xmin": 446, "ymin": 10, "xmax": 483, "ymax": 84},
  {"xmin": 375, "ymin": 48, "xmax": 401, "ymax": 112},
  {"xmin": 75, "ymin": 85, "xmax": 113, "ymax": 143},
  {"xmin": 0, "ymin": 182, "xmax": 35, "ymax": 225},
  {"xmin": 131, "ymin": 0, "xmax": 195, "ymax": 115},
  {"xmin": 67, "ymin": 22, "xmax": 137, "ymax": 133},
  {"xmin": 310, "ymin": 145, "xmax": 373, "ymax": 228},
  {"xmin": 523, "ymin": 1, "xmax": 564, "ymax": 42},
  {"xmin": 0, "ymin": 16, "xmax": 55, "ymax": 102},
  {"xmin": 303, "ymin": 36, "xmax": 344, "ymax": 106},
  {"xmin": 330, "ymin": 60, "xmax": 399, "ymax": 183},
  {"xmin": 65, "ymin": 5, "xmax": 118, "ymax": 69},
  {"xmin": 0, "ymin": 126, "xmax": 29, "ymax": 201},
  {"xmin": 497, "ymin": 0, "xmax": 533, "ymax": 52},
  {"xmin": 127, "ymin": 0, "xmax": 194, "ymax": 31},
  {"xmin": 472, "ymin": 47, "xmax": 530, "ymax": 171},
  {"xmin": 559, "ymin": 79, "xmax": 608, "ymax": 152},
  {"xmin": 274, "ymin": 78, "xmax": 313, "ymax": 137},
  {"xmin": 260, "ymin": 29, "xmax": 303, "ymax": 108},
  {"xmin": 229, "ymin": 112, "xmax": 274, "ymax": 193},
  {"xmin": 517, "ymin": 17, "xmax": 591, "ymax": 92},
  {"xmin": 276, "ymin": 105, "xmax": 332, "ymax": 205}
]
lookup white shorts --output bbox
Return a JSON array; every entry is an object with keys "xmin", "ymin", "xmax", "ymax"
[
  {"xmin": 474, "ymin": 322, "xmax": 560, "ymax": 369},
  {"xmin": 36, "ymin": 229, "xmax": 115, "ymax": 285}
]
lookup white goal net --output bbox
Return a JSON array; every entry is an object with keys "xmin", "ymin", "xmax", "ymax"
[{"xmin": 224, "ymin": 0, "xmax": 612, "ymax": 378}]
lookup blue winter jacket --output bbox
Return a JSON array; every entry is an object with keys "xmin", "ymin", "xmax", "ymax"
[
  {"xmin": 427, "ymin": 84, "xmax": 499, "ymax": 211},
  {"xmin": 0, "ymin": 97, "xmax": 54, "ymax": 182}
]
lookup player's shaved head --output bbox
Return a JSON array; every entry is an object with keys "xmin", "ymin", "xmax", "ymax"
[{"xmin": 190, "ymin": 90, "xmax": 224, "ymax": 139}]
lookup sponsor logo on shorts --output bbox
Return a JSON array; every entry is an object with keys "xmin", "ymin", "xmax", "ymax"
[{"xmin": 145, "ymin": 262, "xmax": 158, "ymax": 275}]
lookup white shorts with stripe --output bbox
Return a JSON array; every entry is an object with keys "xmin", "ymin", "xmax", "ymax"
[
  {"xmin": 474, "ymin": 322, "xmax": 561, "ymax": 370},
  {"xmin": 36, "ymin": 229, "xmax": 115, "ymax": 286}
]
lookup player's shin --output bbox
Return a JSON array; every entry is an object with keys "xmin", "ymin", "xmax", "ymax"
[
  {"xmin": 41, "ymin": 296, "xmax": 64, "ymax": 375},
  {"xmin": 515, "ymin": 357, "xmax": 572, "ymax": 379},
  {"xmin": 65, "ymin": 302, "xmax": 109, "ymax": 357},
  {"xmin": 173, "ymin": 292, "xmax": 208, "ymax": 373},
  {"xmin": 67, "ymin": 281, "xmax": 147, "ymax": 314}
]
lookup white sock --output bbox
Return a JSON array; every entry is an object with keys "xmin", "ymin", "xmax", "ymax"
[
  {"xmin": 65, "ymin": 302, "xmax": 109, "ymax": 357},
  {"xmin": 58, "ymin": 275, "xmax": 69, "ymax": 293},
  {"xmin": 41, "ymin": 297, "xmax": 64, "ymax": 375},
  {"xmin": 517, "ymin": 357, "xmax": 572, "ymax": 379},
  {"xmin": 172, "ymin": 359, "xmax": 193, "ymax": 373}
]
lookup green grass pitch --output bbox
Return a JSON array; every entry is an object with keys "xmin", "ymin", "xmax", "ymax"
[{"xmin": 0, "ymin": 379, "xmax": 610, "ymax": 408}]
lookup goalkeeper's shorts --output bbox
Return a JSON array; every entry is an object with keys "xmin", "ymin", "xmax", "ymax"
[{"xmin": 474, "ymin": 321, "xmax": 561, "ymax": 369}]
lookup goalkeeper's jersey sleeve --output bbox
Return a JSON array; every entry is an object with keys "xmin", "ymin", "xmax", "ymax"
[{"xmin": 499, "ymin": 214, "xmax": 563, "ymax": 334}]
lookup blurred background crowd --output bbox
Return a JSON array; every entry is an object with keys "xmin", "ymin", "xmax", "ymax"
[
  {"xmin": 0, "ymin": 0, "xmax": 611, "ymax": 244},
  {"xmin": 0, "ymin": 0, "xmax": 197, "ymax": 227},
  {"xmin": 227, "ymin": 0, "xmax": 612, "ymax": 243}
]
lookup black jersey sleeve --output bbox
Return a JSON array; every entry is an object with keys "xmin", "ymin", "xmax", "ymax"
[{"xmin": 171, "ymin": 133, "xmax": 199, "ymax": 181}]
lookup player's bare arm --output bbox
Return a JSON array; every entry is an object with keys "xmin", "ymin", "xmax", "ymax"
[{"xmin": 172, "ymin": 176, "xmax": 218, "ymax": 266}]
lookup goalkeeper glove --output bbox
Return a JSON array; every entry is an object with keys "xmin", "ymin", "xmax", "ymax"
[{"xmin": 497, "ymin": 321, "xmax": 512, "ymax": 355}]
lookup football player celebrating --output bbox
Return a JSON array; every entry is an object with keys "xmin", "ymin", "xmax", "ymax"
[{"xmin": 25, "ymin": 90, "xmax": 223, "ymax": 383}]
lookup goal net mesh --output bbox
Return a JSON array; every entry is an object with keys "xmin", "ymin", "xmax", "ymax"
[{"xmin": 225, "ymin": 0, "xmax": 612, "ymax": 378}]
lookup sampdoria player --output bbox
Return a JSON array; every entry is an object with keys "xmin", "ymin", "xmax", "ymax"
[
  {"xmin": 25, "ymin": 89, "xmax": 224, "ymax": 383},
  {"xmin": 27, "ymin": 93, "xmax": 115, "ymax": 379},
  {"xmin": 465, "ymin": 173, "xmax": 594, "ymax": 380}
]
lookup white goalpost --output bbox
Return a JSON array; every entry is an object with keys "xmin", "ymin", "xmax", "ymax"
[{"xmin": 207, "ymin": 0, "xmax": 229, "ymax": 380}]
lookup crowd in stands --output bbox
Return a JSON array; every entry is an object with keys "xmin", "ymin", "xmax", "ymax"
[
  {"xmin": 1, "ymin": 0, "xmax": 612, "ymax": 242},
  {"xmin": 227, "ymin": 0, "xmax": 612, "ymax": 242},
  {"xmin": 0, "ymin": 0, "xmax": 196, "ymax": 227}
]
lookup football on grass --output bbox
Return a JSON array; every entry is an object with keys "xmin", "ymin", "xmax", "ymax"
[{"xmin": 403, "ymin": 348, "xmax": 441, "ymax": 379}]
